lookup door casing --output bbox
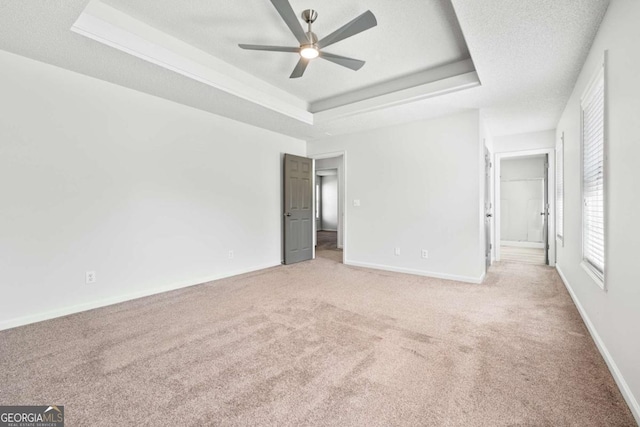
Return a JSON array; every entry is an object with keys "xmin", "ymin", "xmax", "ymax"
[
  {"xmin": 308, "ymin": 151, "xmax": 347, "ymax": 261},
  {"xmin": 484, "ymin": 146, "xmax": 493, "ymax": 269},
  {"xmin": 494, "ymin": 148, "xmax": 556, "ymax": 266}
]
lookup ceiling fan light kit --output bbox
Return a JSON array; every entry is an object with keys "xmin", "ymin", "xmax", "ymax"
[
  {"xmin": 300, "ymin": 46, "xmax": 319, "ymax": 59},
  {"xmin": 239, "ymin": 0, "xmax": 377, "ymax": 78}
]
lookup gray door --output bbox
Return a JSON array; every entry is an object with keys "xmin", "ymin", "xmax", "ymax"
[
  {"xmin": 542, "ymin": 154, "xmax": 550, "ymax": 265},
  {"xmin": 284, "ymin": 154, "xmax": 313, "ymax": 264},
  {"xmin": 484, "ymin": 146, "xmax": 493, "ymax": 269}
]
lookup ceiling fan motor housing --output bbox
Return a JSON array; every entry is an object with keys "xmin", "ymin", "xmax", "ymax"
[{"xmin": 302, "ymin": 9, "xmax": 318, "ymax": 24}]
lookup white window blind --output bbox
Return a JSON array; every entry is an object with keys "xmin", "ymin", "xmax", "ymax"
[
  {"xmin": 556, "ymin": 134, "xmax": 564, "ymax": 241},
  {"xmin": 581, "ymin": 65, "xmax": 605, "ymax": 283}
]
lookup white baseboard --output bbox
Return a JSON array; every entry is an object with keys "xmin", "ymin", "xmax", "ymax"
[
  {"xmin": 478, "ymin": 272, "xmax": 486, "ymax": 283},
  {"xmin": 0, "ymin": 262, "xmax": 280, "ymax": 332},
  {"xmin": 345, "ymin": 259, "xmax": 484, "ymax": 284},
  {"xmin": 501, "ymin": 240, "xmax": 545, "ymax": 249},
  {"xmin": 556, "ymin": 265, "xmax": 640, "ymax": 424}
]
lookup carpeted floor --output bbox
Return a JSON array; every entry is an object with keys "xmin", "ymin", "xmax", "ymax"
[
  {"xmin": 316, "ymin": 230, "xmax": 342, "ymax": 263},
  {"xmin": 0, "ymin": 257, "xmax": 636, "ymax": 426},
  {"xmin": 317, "ymin": 231, "xmax": 338, "ymax": 250},
  {"xmin": 501, "ymin": 245, "xmax": 546, "ymax": 265}
]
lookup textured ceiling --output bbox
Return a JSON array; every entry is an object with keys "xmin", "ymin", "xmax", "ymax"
[
  {"xmin": 0, "ymin": 0, "xmax": 609, "ymax": 141},
  {"xmin": 448, "ymin": 0, "xmax": 610, "ymax": 137}
]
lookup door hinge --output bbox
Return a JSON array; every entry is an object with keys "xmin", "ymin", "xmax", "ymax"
[{"xmin": 490, "ymin": 243, "xmax": 493, "ymax": 250}]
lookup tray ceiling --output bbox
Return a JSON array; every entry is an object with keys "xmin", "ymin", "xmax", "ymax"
[
  {"xmin": 0, "ymin": 0, "xmax": 610, "ymax": 140},
  {"xmin": 104, "ymin": 0, "xmax": 472, "ymax": 104}
]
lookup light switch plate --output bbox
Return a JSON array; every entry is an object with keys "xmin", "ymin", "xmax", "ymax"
[{"xmin": 353, "ymin": 199, "xmax": 361, "ymax": 207}]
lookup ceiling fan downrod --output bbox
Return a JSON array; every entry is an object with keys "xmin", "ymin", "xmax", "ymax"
[{"xmin": 301, "ymin": 9, "xmax": 318, "ymax": 43}]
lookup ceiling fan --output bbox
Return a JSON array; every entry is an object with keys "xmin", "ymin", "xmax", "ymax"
[{"xmin": 239, "ymin": 0, "xmax": 377, "ymax": 78}]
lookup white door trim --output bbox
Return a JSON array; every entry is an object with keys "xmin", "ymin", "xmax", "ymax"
[
  {"xmin": 309, "ymin": 151, "xmax": 347, "ymax": 261},
  {"xmin": 495, "ymin": 148, "xmax": 555, "ymax": 266}
]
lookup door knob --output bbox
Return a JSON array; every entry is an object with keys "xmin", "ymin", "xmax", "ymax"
[
  {"xmin": 486, "ymin": 213, "xmax": 493, "ymax": 218},
  {"xmin": 285, "ymin": 212, "xmax": 292, "ymax": 217}
]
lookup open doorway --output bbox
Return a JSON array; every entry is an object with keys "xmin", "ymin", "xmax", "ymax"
[
  {"xmin": 313, "ymin": 154, "xmax": 344, "ymax": 263},
  {"xmin": 495, "ymin": 152, "xmax": 552, "ymax": 266},
  {"xmin": 316, "ymin": 169, "xmax": 338, "ymax": 246}
]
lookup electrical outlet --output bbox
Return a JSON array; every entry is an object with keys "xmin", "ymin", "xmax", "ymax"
[
  {"xmin": 421, "ymin": 249, "xmax": 429, "ymax": 259},
  {"xmin": 228, "ymin": 250, "xmax": 234, "ymax": 259},
  {"xmin": 86, "ymin": 271, "xmax": 96, "ymax": 284},
  {"xmin": 394, "ymin": 247, "xmax": 401, "ymax": 256}
]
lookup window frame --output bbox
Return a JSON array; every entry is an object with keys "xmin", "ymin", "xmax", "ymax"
[
  {"xmin": 556, "ymin": 132, "xmax": 564, "ymax": 245},
  {"xmin": 580, "ymin": 53, "xmax": 608, "ymax": 291}
]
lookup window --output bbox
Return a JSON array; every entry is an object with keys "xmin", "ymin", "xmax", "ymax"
[
  {"xmin": 556, "ymin": 133, "xmax": 564, "ymax": 243},
  {"xmin": 581, "ymin": 59, "xmax": 606, "ymax": 287}
]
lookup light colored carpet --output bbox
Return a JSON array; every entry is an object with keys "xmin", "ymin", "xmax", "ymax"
[
  {"xmin": 0, "ymin": 258, "xmax": 636, "ymax": 426},
  {"xmin": 317, "ymin": 230, "xmax": 338, "ymax": 251},
  {"xmin": 317, "ymin": 230, "xmax": 342, "ymax": 263},
  {"xmin": 501, "ymin": 245, "xmax": 546, "ymax": 265}
]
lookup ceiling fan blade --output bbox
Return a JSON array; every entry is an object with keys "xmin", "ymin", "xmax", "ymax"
[
  {"xmin": 270, "ymin": 0, "xmax": 309, "ymax": 45},
  {"xmin": 316, "ymin": 10, "xmax": 377, "ymax": 49},
  {"xmin": 238, "ymin": 44, "xmax": 299, "ymax": 53},
  {"xmin": 290, "ymin": 58, "xmax": 309, "ymax": 78},
  {"xmin": 319, "ymin": 52, "xmax": 365, "ymax": 71}
]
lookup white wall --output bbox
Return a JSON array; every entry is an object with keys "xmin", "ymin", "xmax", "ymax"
[
  {"xmin": 500, "ymin": 181, "xmax": 544, "ymax": 243},
  {"xmin": 315, "ymin": 176, "xmax": 322, "ymax": 231},
  {"xmin": 500, "ymin": 157, "xmax": 545, "ymax": 244},
  {"xmin": 493, "ymin": 129, "xmax": 555, "ymax": 153},
  {"xmin": 555, "ymin": 0, "xmax": 640, "ymax": 422},
  {"xmin": 320, "ymin": 175, "xmax": 338, "ymax": 231},
  {"xmin": 501, "ymin": 156, "xmax": 545, "ymax": 181},
  {"xmin": 0, "ymin": 50, "xmax": 305, "ymax": 329},
  {"xmin": 308, "ymin": 110, "xmax": 485, "ymax": 283}
]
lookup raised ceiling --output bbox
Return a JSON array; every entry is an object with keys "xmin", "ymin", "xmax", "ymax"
[
  {"xmin": 103, "ymin": 0, "xmax": 471, "ymax": 104},
  {"xmin": 0, "ymin": 0, "xmax": 609, "ymax": 141}
]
